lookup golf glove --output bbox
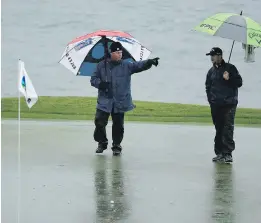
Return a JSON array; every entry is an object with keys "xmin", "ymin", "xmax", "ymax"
[
  {"xmin": 99, "ymin": 81, "xmax": 110, "ymax": 91},
  {"xmin": 148, "ymin": 57, "xmax": 160, "ymax": 67}
]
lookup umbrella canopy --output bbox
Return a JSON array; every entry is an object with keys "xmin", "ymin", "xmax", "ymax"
[
  {"xmin": 59, "ymin": 30, "xmax": 151, "ymax": 76},
  {"xmin": 194, "ymin": 13, "xmax": 261, "ymax": 47}
]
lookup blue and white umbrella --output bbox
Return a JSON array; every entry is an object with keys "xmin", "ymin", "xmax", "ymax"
[{"xmin": 59, "ymin": 30, "xmax": 151, "ymax": 76}]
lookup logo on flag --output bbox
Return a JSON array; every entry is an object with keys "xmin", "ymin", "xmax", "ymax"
[
  {"xmin": 18, "ymin": 60, "xmax": 38, "ymax": 108},
  {"xmin": 21, "ymin": 76, "xmax": 26, "ymax": 88},
  {"xmin": 21, "ymin": 75, "xmax": 32, "ymax": 103}
]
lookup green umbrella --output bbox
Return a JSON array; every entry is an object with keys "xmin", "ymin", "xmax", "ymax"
[{"xmin": 194, "ymin": 11, "xmax": 261, "ymax": 62}]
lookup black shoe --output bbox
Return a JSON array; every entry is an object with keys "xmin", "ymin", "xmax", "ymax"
[
  {"xmin": 96, "ymin": 141, "xmax": 108, "ymax": 153},
  {"xmin": 212, "ymin": 154, "xmax": 223, "ymax": 162},
  {"xmin": 112, "ymin": 144, "xmax": 122, "ymax": 156},
  {"xmin": 224, "ymin": 154, "xmax": 233, "ymax": 163}
]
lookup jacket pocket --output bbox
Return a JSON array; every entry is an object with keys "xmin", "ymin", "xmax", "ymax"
[
  {"xmin": 97, "ymin": 95, "xmax": 109, "ymax": 105},
  {"xmin": 115, "ymin": 94, "xmax": 131, "ymax": 109}
]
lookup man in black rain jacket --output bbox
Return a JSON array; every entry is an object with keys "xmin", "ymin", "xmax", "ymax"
[{"xmin": 205, "ymin": 47, "xmax": 243, "ymax": 163}]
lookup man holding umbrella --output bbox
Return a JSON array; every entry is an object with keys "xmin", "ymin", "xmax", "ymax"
[
  {"xmin": 205, "ymin": 47, "xmax": 243, "ymax": 163},
  {"xmin": 91, "ymin": 41, "xmax": 159, "ymax": 155}
]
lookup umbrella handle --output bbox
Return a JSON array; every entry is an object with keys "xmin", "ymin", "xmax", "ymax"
[
  {"xmin": 228, "ymin": 40, "xmax": 235, "ymax": 63},
  {"xmin": 101, "ymin": 35, "xmax": 110, "ymax": 96},
  {"xmin": 227, "ymin": 11, "xmax": 243, "ymax": 63},
  {"xmin": 101, "ymin": 35, "xmax": 108, "ymax": 82}
]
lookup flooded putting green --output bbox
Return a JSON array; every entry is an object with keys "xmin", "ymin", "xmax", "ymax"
[{"xmin": 2, "ymin": 120, "xmax": 261, "ymax": 222}]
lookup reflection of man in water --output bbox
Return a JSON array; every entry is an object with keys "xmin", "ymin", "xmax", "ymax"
[
  {"xmin": 211, "ymin": 164, "xmax": 235, "ymax": 223},
  {"xmin": 94, "ymin": 156, "xmax": 130, "ymax": 222}
]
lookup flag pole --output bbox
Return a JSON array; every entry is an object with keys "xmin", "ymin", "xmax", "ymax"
[
  {"xmin": 18, "ymin": 59, "xmax": 21, "ymax": 223},
  {"xmin": 17, "ymin": 59, "xmax": 38, "ymax": 222}
]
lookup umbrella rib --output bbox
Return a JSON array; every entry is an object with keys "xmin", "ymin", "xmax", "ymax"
[
  {"xmin": 58, "ymin": 38, "xmax": 101, "ymax": 63},
  {"xmin": 58, "ymin": 46, "xmax": 77, "ymax": 63},
  {"xmin": 209, "ymin": 17, "xmax": 261, "ymax": 32},
  {"xmin": 58, "ymin": 37, "xmax": 152, "ymax": 64}
]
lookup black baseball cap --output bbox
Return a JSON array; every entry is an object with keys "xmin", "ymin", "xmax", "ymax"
[
  {"xmin": 110, "ymin": 42, "xmax": 123, "ymax": 53},
  {"xmin": 206, "ymin": 47, "xmax": 223, "ymax": 56}
]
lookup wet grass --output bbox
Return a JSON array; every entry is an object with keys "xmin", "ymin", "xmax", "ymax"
[{"xmin": 1, "ymin": 96, "xmax": 261, "ymax": 126}]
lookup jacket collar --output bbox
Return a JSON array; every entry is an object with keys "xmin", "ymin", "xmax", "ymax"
[
  {"xmin": 106, "ymin": 58, "xmax": 122, "ymax": 64},
  {"xmin": 213, "ymin": 59, "xmax": 226, "ymax": 68},
  {"xmin": 107, "ymin": 58, "xmax": 122, "ymax": 67}
]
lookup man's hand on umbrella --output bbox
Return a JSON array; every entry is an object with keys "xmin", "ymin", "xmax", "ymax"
[
  {"xmin": 99, "ymin": 81, "xmax": 110, "ymax": 91},
  {"xmin": 223, "ymin": 71, "xmax": 229, "ymax": 80},
  {"xmin": 148, "ymin": 57, "xmax": 160, "ymax": 67}
]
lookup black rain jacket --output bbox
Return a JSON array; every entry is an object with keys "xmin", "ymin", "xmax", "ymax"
[{"xmin": 205, "ymin": 60, "xmax": 243, "ymax": 105}]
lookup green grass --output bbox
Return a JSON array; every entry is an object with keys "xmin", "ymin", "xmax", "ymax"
[{"xmin": 1, "ymin": 96, "xmax": 261, "ymax": 126}]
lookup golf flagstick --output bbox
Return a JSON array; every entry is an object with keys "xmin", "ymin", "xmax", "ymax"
[
  {"xmin": 18, "ymin": 59, "xmax": 21, "ymax": 223},
  {"xmin": 17, "ymin": 59, "xmax": 38, "ymax": 222}
]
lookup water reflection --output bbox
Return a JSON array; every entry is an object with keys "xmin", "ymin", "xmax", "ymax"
[
  {"xmin": 211, "ymin": 164, "xmax": 235, "ymax": 223},
  {"xmin": 94, "ymin": 156, "xmax": 130, "ymax": 223}
]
